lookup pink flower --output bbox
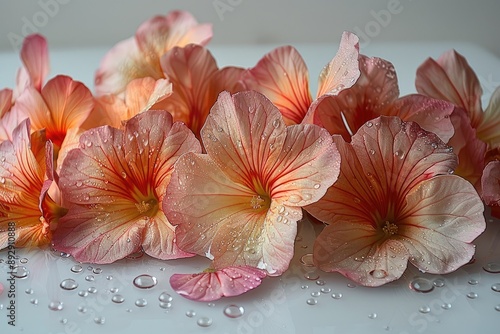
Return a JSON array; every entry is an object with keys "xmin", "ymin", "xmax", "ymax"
[
  {"xmin": 303, "ymin": 54, "xmax": 455, "ymax": 144},
  {"xmin": 0, "ymin": 119, "xmax": 65, "ymax": 249},
  {"xmin": 305, "ymin": 116, "xmax": 485, "ymax": 286},
  {"xmin": 52, "ymin": 110, "xmax": 201, "ymax": 263},
  {"xmin": 95, "ymin": 11, "xmax": 212, "ymax": 95},
  {"xmin": 164, "ymin": 91, "xmax": 340, "ymax": 276},
  {"xmin": 154, "ymin": 44, "xmax": 244, "ymax": 140},
  {"xmin": 170, "ymin": 266, "xmax": 267, "ymax": 301},
  {"xmin": 239, "ymin": 32, "xmax": 360, "ymax": 124}
]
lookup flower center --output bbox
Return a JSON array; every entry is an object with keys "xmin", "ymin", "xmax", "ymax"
[
  {"xmin": 250, "ymin": 195, "xmax": 265, "ymax": 209},
  {"xmin": 382, "ymin": 220, "xmax": 398, "ymax": 236},
  {"xmin": 135, "ymin": 198, "xmax": 158, "ymax": 217}
]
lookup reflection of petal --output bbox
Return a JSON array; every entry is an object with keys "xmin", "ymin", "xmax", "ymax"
[
  {"xmin": 479, "ymin": 86, "xmax": 500, "ymax": 147},
  {"xmin": 170, "ymin": 266, "xmax": 266, "ymax": 301}
]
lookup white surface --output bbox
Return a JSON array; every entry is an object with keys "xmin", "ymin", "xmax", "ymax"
[{"xmin": 0, "ymin": 42, "xmax": 500, "ymax": 334}]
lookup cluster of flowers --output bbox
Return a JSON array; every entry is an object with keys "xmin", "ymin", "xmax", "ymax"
[{"xmin": 0, "ymin": 10, "xmax": 496, "ymax": 301}]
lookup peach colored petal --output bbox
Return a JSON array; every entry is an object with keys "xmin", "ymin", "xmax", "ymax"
[
  {"xmin": 399, "ymin": 175, "xmax": 485, "ymax": 273},
  {"xmin": 416, "ymin": 50, "xmax": 483, "ymax": 128},
  {"xmin": 53, "ymin": 110, "xmax": 200, "ymax": 263},
  {"xmin": 125, "ymin": 77, "xmax": 172, "ymax": 114},
  {"xmin": 0, "ymin": 110, "xmax": 23, "ymax": 142},
  {"xmin": 239, "ymin": 45, "xmax": 313, "ymax": 124},
  {"xmin": 314, "ymin": 220, "xmax": 409, "ymax": 286},
  {"xmin": 19, "ymin": 34, "xmax": 49, "ymax": 92},
  {"xmin": 482, "ymin": 161, "xmax": 500, "ymax": 206},
  {"xmin": 170, "ymin": 266, "xmax": 266, "ymax": 301},
  {"xmin": 207, "ymin": 66, "xmax": 245, "ymax": 101},
  {"xmin": 316, "ymin": 31, "xmax": 360, "ymax": 98},
  {"xmin": 478, "ymin": 86, "xmax": 500, "ymax": 147},
  {"xmin": 0, "ymin": 89, "xmax": 13, "ymax": 117}
]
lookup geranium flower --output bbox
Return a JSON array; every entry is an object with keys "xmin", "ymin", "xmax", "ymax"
[
  {"xmin": 0, "ymin": 119, "xmax": 65, "ymax": 249},
  {"xmin": 305, "ymin": 116, "xmax": 485, "ymax": 287},
  {"xmin": 303, "ymin": 54, "xmax": 455, "ymax": 143},
  {"xmin": 12, "ymin": 75, "xmax": 94, "ymax": 153},
  {"xmin": 239, "ymin": 32, "xmax": 360, "ymax": 125},
  {"xmin": 164, "ymin": 91, "xmax": 340, "ymax": 276},
  {"xmin": 95, "ymin": 10, "xmax": 212, "ymax": 96},
  {"xmin": 52, "ymin": 110, "xmax": 201, "ymax": 263},
  {"xmin": 154, "ymin": 44, "xmax": 244, "ymax": 139},
  {"xmin": 170, "ymin": 265, "xmax": 267, "ymax": 301}
]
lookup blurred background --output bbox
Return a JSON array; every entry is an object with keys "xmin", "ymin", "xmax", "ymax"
[{"xmin": 1, "ymin": 0, "xmax": 499, "ymax": 56}]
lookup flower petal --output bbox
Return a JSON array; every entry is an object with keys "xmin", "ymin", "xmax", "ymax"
[
  {"xmin": 482, "ymin": 161, "xmax": 500, "ymax": 206},
  {"xmin": 399, "ymin": 175, "xmax": 485, "ymax": 273},
  {"xmin": 316, "ymin": 31, "xmax": 360, "ymax": 98},
  {"xmin": 0, "ymin": 88, "xmax": 13, "ymax": 117},
  {"xmin": 415, "ymin": 50, "xmax": 483, "ymax": 128},
  {"xmin": 478, "ymin": 86, "xmax": 500, "ymax": 147},
  {"xmin": 124, "ymin": 77, "xmax": 172, "ymax": 114},
  {"xmin": 19, "ymin": 34, "xmax": 49, "ymax": 92},
  {"xmin": 170, "ymin": 266, "xmax": 266, "ymax": 301},
  {"xmin": 240, "ymin": 46, "xmax": 313, "ymax": 124}
]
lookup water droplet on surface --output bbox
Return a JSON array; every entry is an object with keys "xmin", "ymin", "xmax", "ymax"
[
  {"xmin": 106, "ymin": 275, "xmax": 113, "ymax": 281},
  {"xmin": 304, "ymin": 271, "xmax": 320, "ymax": 280},
  {"xmin": 60, "ymin": 252, "xmax": 71, "ymax": 258},
  {"xmin": 433, "ymin": 278, "xmax": 445, "ymax": 287},
  {"xmin": 85, "ymin": 275, "xmax": 95, "ymax": 282},
  {"xmin": 60, "ymin": 318, "xmax": 68, "ymax": 324},
  {"xmin": 158, "ymin": 292, "xmax": 173, "ymax": 303},
  {"xmin": 320, "ymin": 287, "xmax": 332, "ymax": 294},
  {"xmin": 48, "ymin": 301, "xmax": 64, "ymax": 311},
  {"xmin": 135, "ymin": 298, "xmax": 147, "ymax": 307},
  {"xmin": 491, "ymin": 283, "xmax": 500, "ymax": 292},
  {"xmin": 316, "ymin": 280, "xmax": 325, "ymax": 286},
  {"xmin": 30, "ymin": 298, "xmax": 38, "ymax": 305},
  {"xmin": 466, "ymin": 292, "xmax": 478, "ymax": 299},
  {"xmin": 207, "ymin": 302, "xmax": 216, "ymax": 307},
  {"xmin": 77, "ymin": 306, "xmax": 87, "ymax": 313},
  {"xmin": 94, "ymin": 316, "xmax": 105, "ymax": 325},
  {"xmin": 223, "ymin": 304, "xmax": 245, "ymax": 318},
  {"xmin": 409, "ymin": 277, "xmax": 434, "ymax": 293},
  {"xmin": 368, "ymin": 313, "xmax": 377, "ymax": 319},
  {"xmin": 78, "ymin": 290, "xmax": 88, "ymax": 297},
  {"xmin": 301, "ymin": 285, "xmax": 309, "ymax": 289},
  {"xmin": 93, "ymin": 268, "xmax": 103, "ymax": 274},
  {"xmin": 331, "ymin": 292, "xmax": 343, "ymax": 299},
  {"xmin": 60, "ymin": 278, "xmax": 78, "ymax": 290},
  {"xmin": 300, "ymin": 253, "xmax": 315, "ymax": 267},
  {"xmin": 197, "ymin": 317, "xmax": 213, "ymax": 327},
  {"xmin": 495, "ymin": 305, "xmax": 500, "ymax": 312},
  {"xmin": 311, "ymin": 291, "xmax": 321, "ymax": 297},
  {"xmin": 468, "ymin": 279, "xmax": 478, "ymax": 285},
  {"xmin": 112, "ymin": 294, "xmax": 125, "ymax": 303},
  {"xmin": 159, "ymin": 301, "xmax": 172, "ymax": 309},
  {"xmin": 347, "ymin": 283, "xmax": 356, "ymax": 288},
  {"xmin": 19, "ymin": 258, "xmax": 28, "ymax": 264},
  {"xmin": 133, "ymin": 274, "xmax": 158, "ymax": 289},
  {"xmin": 186, "ymin": 310, "xmax": 196, "ymax": 317},
  {"xmin": 306, "ymin": 298, "xmax": 317, "ymax": 305},
  {"xmin": 25, "ymin": 288, "xmax": 34, "ymax": 295},
  {"xmin": 441, "ymin": 303, "xmax": 452, "ymax": 310},
  {"xmin": 88, "ymin": 287, "xmax": 98, "ymax": 294},
  {"xmin": 483, "ymin": 262, "xmax": 500, "ymax": 273},
  {"xmin": 419, "ymin": 306, "xmax": 431, "ymax": 314},
  {"xmin": 370, "ymin": 269, "xmax": 388, "ymax": 279},
  {"xmin": 11, "ymin": 266, "xmax": 29, "ymax": 278},
  {"xmin": 71, "ymin": 265, "xmax": 83, "ymax": 273}
]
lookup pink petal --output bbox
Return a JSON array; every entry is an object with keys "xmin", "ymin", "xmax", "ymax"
[
  {"xmin": 125, "ymin": 77, "xmax": 172, "ymax": 114},
  {"xmin": 314, "ymin": 220, "xmax": 409, "ymax": 286},
  {"xmin": 478, "ymin": 86, "xmax": 500, "ymax": 147},
  {"xmin": 19, "ymin": 34, "xmax": 49, "ymax": 92},
  {"xmin": 53, "ymin": 110, "xmax": 200, "ymax": 263},
  {"xmin": 416, "ymin": 50, "xmax": 483, "ymax": 128},
  {"xmin": 239, "ymin": 45, "xmax": 313, "ymax": 124},
  {"xmin": 170, "ymin": 266, "xmax": 266, "ymax": 301},
  {"xmin": 316, "ymin": 31, "xmax": 360, "ymax": 98},
  {"xmin": 482, "ymin": 161, "xmax": 500, "ymax": 206},
  {"xmin": 0, "ymin": 88, "xmax": 13, "ymax": 117},
  {"xmin": 399, "ymin": 175, "xmax": 485, "ymax": 273}
]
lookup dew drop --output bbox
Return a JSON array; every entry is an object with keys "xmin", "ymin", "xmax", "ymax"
[
  {"xmin": 306, "ymin": 298, "xmax": 317, "ymax": 305},
  {"xmin": 60, "ymin": 318, "xmax": 68, "ymax": 324},
  {"xmin": 304, "ymin": 271, "xmax": 320, "ymax": 280},
  {"xmin": 223, "ymin": 304, "xmax": 245, "ymax": 318},
  {"xmin": 133, "ymin": 274, "xmax": 158, "ymax": 289},
  {"xmin": 197, "ymin": 317, "xmax": 213, "ymax": 327},
  {"xmin": 25, "ymin": 288, "xmax": 34, "ymax": 295},
  {"xmin": 110, "ymin": 287, "xmax": 119, "ymax": 293},
  {"xmin": 301, "ymin": 285, "xmax": 309, "ymax": 289},
  {"xmin": 11, "ymin": 266, "xmax": 29, "ymax": 279},
  {"xmin": 106, "ymin": 275, "xmax": 113, "ymax": 281},
  {"xmin": 369, "ymin": 269, "xmax": 388, "ymax": 279},
  {"xmin": 433, "ymin": 278, "xmax": 445, "ymax": 287},
  {"xmin": 110, "ymin": 294, "xmax": 124, "ymax": 304},
  {"xmin": 207, "ymin": 302, "xmax": 216, "ymax": 308},
  {"xmin": 88, "ymin": 287, "xmax": 98, "ymax": 294},
  {"xmin": 331, "ymin": 292, "xmax": 343, "ymax": 299},
  {"xmin": 419, "ymin": 306, "xmax": 431, "ymax": 314},
  {"xmin": 85, "ymin": 275, "xmax": 95, "ymax": 282},
  {"xmin": 158, "ymin": 292, "xmax": 173, "ymax": 303},
  {"xmin": 313, "ymin": 183, "xmax": 321, "ymax": 189},
  {"xmin": 77, "ymin": 306, "xmax": 87, "ymax": 313},
  {"xmin": 300, "ymin": 253, "xmax": 315, "ymax": 267},
  {"xmin": 135, "ymin": 298, "xmax": 148, "ymax": 307},
  {"xmin": 159, "ymin": 302, "xmax": 172, "ymax": 309},
  {"xmin": 483, "ymin": 262, "xmax": 500, "ymax": 273},
  {"xmin": 466, "ymin": 292, "xmax": 478, "ymax": 299},
  {"xmin": 468, "ymin": 279, "xmax": 478, "ymax": 285},
  {"xmin": 48, "ymin": 301, "xmax": 64, "ymax": 311},
  {"xmin": 441, "ymin": 303, "xmax": 452, "ymax": 310},
  {"xmin": 366, "ymin": 121, "xmax": 373, "ymax": 128},
  {"xmin": 94, "ymin": 316, "xmax": 105, "ymax": 325},
  {"xmin": 311, "ymin": 291, "xmax": 321, "ymax": 297},
  {"xmin": 30, "ymin": 298, "xmax": 38, "ymax": 305},
  {"xmin": 369, "ymin": 149, "xmax": 375, "ymax": 155},
  {"xmin": 78, "ymin": 290, "xmax": 88, "ymax": 297},
  {"xmin": 368, "ymin": 313, "xmax": 377, "ymax": 319},
  {"xmin": 60, "ymin": 278, "xmax": 78, "ymax": 290},
  {"xmin": 316, "ymin": 280, "xmax": 325, "ymax": 286},
  {"xmin": 347, "ymin": 283, "xmax": 356, "ymax": 288},
  {"xmin": 491, "ymin": 283, "xmax": 500, "ymax": 292},
  {"xmin": 495, "ymin": 305, "xmax": 500, "ymax": 312},
  {"xmin": 71, "ymin": 265, "xmax": 83, "ymax": 273},
  {"xmin": 272, "ymin": 119, "xmax": 281, "ymax": 128},
  {"xmin": 93, "ymin": 268, "xmax": 103, "ymax": 274},
  {"xmin": 320, "ymin": 287, "xmax": 332, "ymax": 294},
  {"xmin": 186, "ymin": 310, "xmax": 196, "ymax": 318},
  {"xmin": 409, "ymin": 277, "xmax": 434, "ymax": 293},
  {"xmin": 19, "ymin": 258, "xmax": 28, "ymax": 264}
]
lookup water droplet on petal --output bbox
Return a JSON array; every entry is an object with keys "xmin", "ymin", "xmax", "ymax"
[
  {"xmin": 135, "ymin": 298, "xmax": 148, "ymax": 307},
  {"xmin": 133, "ymin": 274, "xmax": 158, "ymax": 289},
  {"xmin": 71, "ymin": 265, "xmax": 83, "ymax": 273},
  {"xmin": 419, "ymin": 306, "xmax": 431, "ymax": 314},
  {"xmin": 313, "ymin": 183, "xmax": 321, "ymax": 189},
  {"xmin": 483, "ymin": 262, "xmax": 500, "ymax": 273},
  {"xmin": 369, "ymin": 269, "xmax": 388, "ymax": 279},
  {"xmin": 272, "ymin": 119, "xmax": 281, "ymax": 128},
  {"xmin": 197, "ymin": 317, "xmax": 213, "ymax": 327},
  {"xmin": 60, "ymin": 279, "xmax": 78, "ymax": 290},
  {"xmin": 186, "ymin": 310, "xmax": 196, "ymax": 318},
  {"xmin": 306, "ymin": 298, "xmax": 317, "ymax": 305},
  {"xmin": 48, "ymin": 301, "xmax": 64, "ymax": 311},
  {"xmin": 223, "ymin": 304, "xmax": 245, "ymax": 318},
  {"xmin": 466, "ymin": 292, "xmax": 478, "ymax": 299},
  {"xmin": 366, "ymin": 121, "xmax": 373, "ymax": 128},
  {"xmin": 409, "ymin": 277, "xmax": 434, "ymax": 293}
]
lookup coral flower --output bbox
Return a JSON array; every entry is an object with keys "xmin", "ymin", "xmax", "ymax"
[
  {"xmin": 305, "ymin": 116, "xmax": 485, "ymax": 286},
  {"xmin": 95, "ymin": 10, "xmax": 212, "ymax": 96},
  {"xmin": 165, "ymin": 91, "xmax": 340, "ymax": 276},
  {"xmin": 154, "ymin": 44, "xmax": 244, "ymax": 139},
  {"xmin": 0, "ymin": 119, "xmax": 65, "ymax": 249},
  {"xmin": 239, "ymin": 32, "xmax": 360, "ymax": 125},
  {"xmin": 52, "ymin": 110, "xmax": 201, "ymax": 263},
  {"xmin": 303, "ymin": 54, "xmax": 455, "ymax": 143},
  {"xmin": 15, "ymin": 33, "xmax": 49, "ymax": 95},
  {"xmin": 170, "ymin": 265, "xmax": 267, "ymax": 301}
]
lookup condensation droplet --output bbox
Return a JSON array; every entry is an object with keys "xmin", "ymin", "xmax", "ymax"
[
  {"xmin": 316, "ymin": 280, "xmax": 326, "ymax": 286},
  {"xmin": 433, "ymin": 278, "xmax": 445, "ymax": 288},
  {"xmin": 85, "ymin": 275, "xmax": 95, "ymax": 282},
  {"xmin": 30, "ymin": 298, "xmax": 38, "ymax": 305},
  {"xmin": 304, "ymin": 271, "xmax": 320, "ymax": 280},
  {"xmin": 311, "ymin": 291, "xmax": 321, "ymax": 297},
  {"xmin": 320, "ymin": 287, "xmax": 332, "ymax": 294},
  {"xmin": 60, "ymin": 252, "xmax": 71, "ymax": 258},
  {"xmin": 347, "ymin": 283, "xmax": 356, "ymax": 288},
  {"xmin": 78, "ymin": 290, "xmax": 88, "ymax": 297},
  {"xmin": 419, "ymin": 306, "xmax": 431, "ymax": 314},
  {"xmin": 495, "ymin": 305, "xmax": 500, "ymax": 312},
  {"xmin": 301, "ymin": 285, "xmax": 309, "ymax": 289},
  {"xmin": 468, "ymin": 279, "xmax": 478, "ymax": 285},
  {"xmin": 19, "ymin": 258, "xmax": 28, "ymax": 264},
  {"xmin": 25, "ymin": 288, "xmax": 34, "ymax": 295},
  {"xmin": 186, "ymin": 310, "xmax": 196, "ymax": 317},
  {"xmin": 409, "ymin": 277, "xmax": 434, "ymax": 293},
  {"xmin": 106, "ymin": 275, "xmax": 113, "ymax": 281},
  {"xmin": 368, "ymin": 313, "xmax": 377, "ymax": 319},
  {"xmin": 300, "ymin": 254, "xmax": 315, "ymax": 267},
  {"xmin": 158, "ymin": 292, "xmax": 173, "ymax": 303},
  {"xmin": 207, "ymin": 302, "xmax": 216, "ymax": 308},
  {"xmin": 112, "ymin": 294, "xmax": 125, "ymax": 303},
  {"xmin": 77, "ymin": 306, "xmax": 87, "ymax": 313},
  {"xmin": 223, "ymin": 304, "xmax": 245, "ymax": 318},
  {"xmin": 135, "ymin": 298, "xmax": 148, "ymax": 307},
  {"xmin": 133, "ymin": 274, "xmax": 158, "ymax": 289},
  {"xmin": 159, "ymin": 302, "xmax": 172, "ymax": 309},
  {"xmin": 441, "ymin": 303, "xmax": 452, "ymax": 310},
  {"xmin": 491, "ymin": 283, "xmax": 500, "ymax": 292},
  {"xmin": 331, "ymin": 292, "xmax": 343, "ymax": 299},
  {"xmin": 93, "ymin": 268, "xmax": 103, "ymax": 274},
  {"xmin": 94, "ymin": 316, "xmax": 105, "ymax": 325},
  {"xmin": 48, "ymin": 301, "xmax": 64, "ymax": 311},
  {"xmin": 369, "ymin": 269, "xmax": 388, "ymax": 279},
  {"xmin": 87, "ymin": 287, "xmax": 98, "ymax": 294},
  {"xmin": 466, "ymin": 292, "xmax": 478, "ymax": 299},
  {"xmin": 60, "ymin": 278, "xmax": 78, "ymax": 290},
  {"xmin": 60, "ymin": 318, "xmax": 68, "ymax": 324},
  {"xmin": 306, "ymin": 298, "xmax": 317, "ymax": 305},
  {"xmin": 197, "ymin": 317, "xmax": 213, "ymax": 327},
  {"xmin": 483, "ymin": 262, "xmax": 500, "ymax": 273},
  {"xmin": 71, "ymin": 265, "xmax": 83, "ymax": 273}
]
